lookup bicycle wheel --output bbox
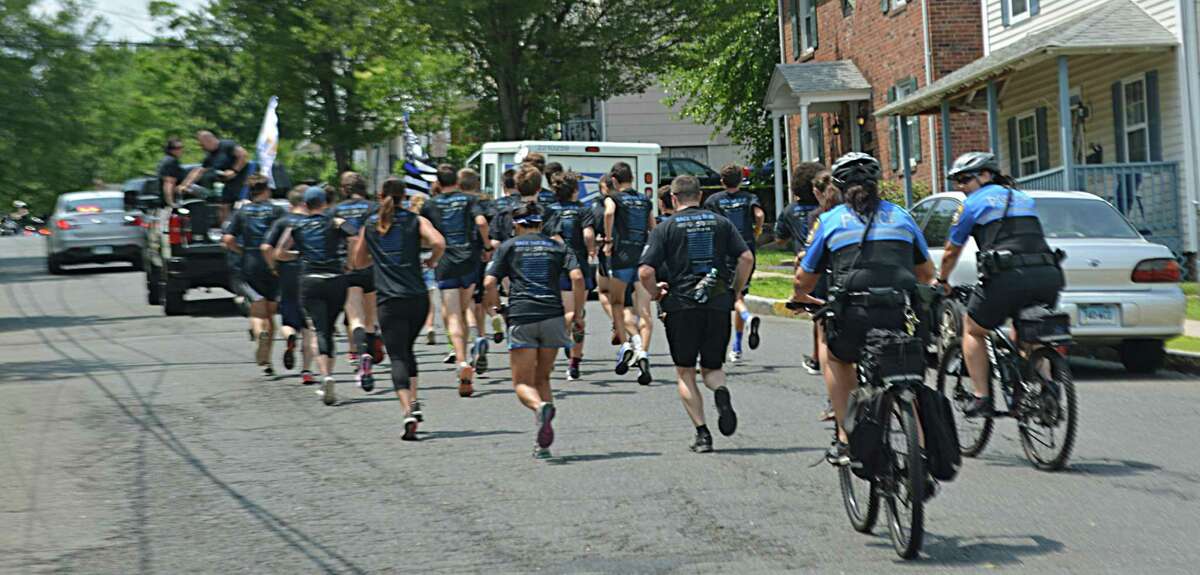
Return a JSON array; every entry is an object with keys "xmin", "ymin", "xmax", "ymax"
[
  {"xmin": 839, "ymin": 464, "xmax": 880, "ymax": 533},
  {"xmin": 883, "ymin": 394, "xmax": 925, "ymax": 560},
  {"xmin": 936, "ymin": 341, "xmax": 994, "ymax": 457},
  {"xmin": 1018, "ymin": 347, "xmax": 1077, "ymax": 471}
]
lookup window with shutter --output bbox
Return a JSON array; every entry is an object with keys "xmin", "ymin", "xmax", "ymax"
[
  {"xmin": 1015, "ymin": 112, "xmax": 1040, "ymax": 176},
  {"xmin": 1122, "ymin": 75, "xmax": 1150, "ymax": 163}
]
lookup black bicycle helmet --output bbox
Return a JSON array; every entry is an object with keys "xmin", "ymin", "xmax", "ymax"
[
  {"xmin": 831, "ymin": 152, "xmax": 881, "ymax": 188},
  {"xmin": 947, "ymin": 151, "xmax": 1000, "ymax": 179}
]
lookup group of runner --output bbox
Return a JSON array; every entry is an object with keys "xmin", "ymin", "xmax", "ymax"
[{"xmin": 220, "ymin": 153, "xmax": 779, "ymax": 455}]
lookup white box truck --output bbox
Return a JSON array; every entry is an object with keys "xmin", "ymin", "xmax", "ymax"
[{"xmin": 473, "ymin": 141, "xmax": 661, "ymax": 206}]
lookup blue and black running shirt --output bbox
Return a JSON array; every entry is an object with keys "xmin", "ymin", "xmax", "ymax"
[
  {"xmin": 775, "ymin": 201, "xmax": 820, "ymax": 256},
  {"xmin": 289, "ymin": 212, "xmax": 353, "ymax": 275},
  {"xmin": 228, "ymin": 200, "xmax": 286, "ymax": 260},
  {"xmin": 801, "ymin": 201, "xmax": 930, "ymax": 291},
  {"xmin": 639, "ymin": 207, "xmax": 749, "ymax": 313},
  {"xmin": 608, "ymin": 189, "xmax": 652, "ymax": 269},
  {"xmin": 703, "ymin": 189, "xmax": 762, "ymax": 248},
  {"xmin": 488, "ymin": 233, "xmax": 580, "ymax": 325},
  {"xmin": 362, "ymin": 209, "xmax": 426, "ymax": 301},
  {"xmin": 544, "ymin": 200, "xmax": 596, "ymax": 275},
  {"xmin": 421, "ymin": 191, "xmax": 484, "ymax": 279}
]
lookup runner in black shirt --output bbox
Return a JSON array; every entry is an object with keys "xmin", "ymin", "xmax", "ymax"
[
  {"xmin": 222, "ymin": 175, "xmax": 286, "ymax": 376},
  {"xmin": 353, "ymin": 177, "xmax": 445, "ymax": 440},
  {"xmin": 420, "ymin": 165, "xmax": 490, "ymax": 397},
  {"xmin": 639, "ymin": 175, "xmax": 753, "ymax": 453},
  {"xmin": 544, "ymin": 171, "xmax": 596, "ymax": 381},
  {"xmin": 702, "ymin": 164, "xmax": 765, "ymax": 364},
  {"xmin": 484, "ymin": 203, "xmax": 584, "ymax": 459},
  {"xmin": 459, "ymin": 168, "xmax": 501, "ymax": 369},
  {"xmin": 332, "ymin": 172, "xmax": 381, "ymax": 389},
  {"xmin": 592, "ymin": 175, "xmax": 617, "ymax": 334},
  {"xmin": 770, "ymin": 162, "xmax": 827, "ymax": 377},
  {"xmin": 263, "ymin": 186, "xmax": 316, "ymax": 385},
  {"xmin": 603, "ymin": 162, "xmax": 656, "ymax": 383},
  {"xmin": 274, "ymin": 186, "xmax": 356, "ymax": 406}
]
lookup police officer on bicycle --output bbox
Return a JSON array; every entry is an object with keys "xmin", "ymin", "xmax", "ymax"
[
  {"xmin": 788, "ymin": 153, "xmax": 935, "ymax": 464},
  {"xmin": 937, "ymin": 152, "xmax": 1064, "ymax": 417}
]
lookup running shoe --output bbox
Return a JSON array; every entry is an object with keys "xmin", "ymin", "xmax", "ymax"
[
  {"xmin": 802, "ymin": 356, "xmax": 820, "ymax": 375},
  {"xmin": 727, "ymin": 350, "xmax": 742, "ymax": 364},
  {"xmin": 713, "ymin": 386, "xmax": 738, "ymax": 436},
  {"xmin": 262, "ymin": 365, "xmax": 275, "ymax": 377},
  {"xmin": 962, "ymin": 395, "xmax": 994, "ymax": 418},
  {"xmin": 300, "ymin": 371, "xmax": 315, "ymax": 385},
  {"xmin": 357, "ymin": 354, "xmax": 375, "ymax": 393},
  {"xmin": 348, "ymin": 352, "xmax": 360, "ymax": 368},
  {"xmin": 457, "ymin": 363, "xmax": 475, "ymax": 397},
  {"xmin": 690, "ymin": 430, "xmax": 713, "ymax": 453},
  {"xmin": 635, "ymin": 351, "xmax": 652, "ymax": 386},
  {"xmin": 402, "ymin": 415, "xmax": 419, "ymax": 441},
  {"xmin": 471, "ymin": 337, "xmax": 489, "ymax": 375},
  {"xmin": 614, "ymin": 343, "xmax": 634, "ymax": 375},
  {"xmin": 442, "ymin": 351, "xmax": 456, "ymax": 364},
  {"xmin": 410, "ymin": 400, "xmax": 424, "ymax": 422},
  {"xmin": 826, "ymin": 441, "xmax": 850, "ymax": 467},
  {"xmin": 566, "ymin": 362, "xmax": 581, "ymax": 382},
  {"xmin": 532, "ymin": 446, "xmax": 553, "ymax": 460},
  {"xmin": 425, "ymin": 329, "xmax": 437, "ymax": 345},
  {"xmin": 283, "ymin": 334, "xmax": 297, "ymax": 371},
  {"xmin": 255, "ymin": 331, "xmax": 271, "ymax": 366},
  {"xmin": 536, "ymin": 402, "xmax": 556, "ymax": 449},
  {"xmin": 492, "ymin": 316, "xmax": 504, "ymax": 344},
  {"xmin": 369, "ymin": 334, "xmax": 385, "ymax": 364},
  {"xmin": 746, "ymin": 314, "xmax": 762, "ymax": 350},
  {"xmin": 320, "ymin": 376, "xmax": 337, "ymax": 406}
]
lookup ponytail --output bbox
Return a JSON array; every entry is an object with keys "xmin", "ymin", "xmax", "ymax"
[
  {"xmin": 376, "ymin": 177, "xmax": 407, "ymax": 235},
  {"xmin": 845, "ymin": 180, "xmax": 880, "ymax": 218}
]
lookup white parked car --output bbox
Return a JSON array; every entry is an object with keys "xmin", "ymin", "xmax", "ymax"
[
  {"xmin": 912, "ymin": 190, "xmax": 1185, "ymax": 373},
  {"xmin": 46, "ymin": 191, "xmax": 145, "ymax": 274}
]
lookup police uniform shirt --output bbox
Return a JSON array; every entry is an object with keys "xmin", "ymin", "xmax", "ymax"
[
  {"xmin": 362, "ymin": 210, "xmax": 426, "ymax": 302},
  {"xmin": 488, "ymin": 233, "xmax": 581, "ymax": 325},
  {"xmin": 639, "ymin": 207, "xmax": 749, "ymax": 313},
  {"xmin": 228, "ymin": 200, "xmax": 286, "ymax": 264},
  {"xmin": 703, "ymin": 190, "xmax": 762, "ymax": 249},
  {"xmin": 801, "ymin": 201, "xmax": 930, "ymax": 291},
  {"xmin": 544, "ymin": 200, "xmax": 595, "ymax": 276},
  {"xmin": 289, "ymin": 213, "xmax": 352, "ymax": 276},
  {"xmin": 608, "ymin": 189, "xmax": 652, "ymax": 269},
  {"xmin": 775, "ymin": 201, "xmax": 820, "ymax": 255},
  {"xmin": 420, "ymin": 191, "xmax": 485, "ymax": 279},
  {"xmin": 947, "ymin": 184, "xmax": 1051, "ymax": 255}
]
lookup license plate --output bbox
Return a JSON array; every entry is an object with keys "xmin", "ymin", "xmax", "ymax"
[
  {"xmin": 1079, "ymin": 304, "xmax": 1119, "ymax": 326},
  {"xmin": 92, "ymin": 245, "xmax": 113, "ymax": 255}
]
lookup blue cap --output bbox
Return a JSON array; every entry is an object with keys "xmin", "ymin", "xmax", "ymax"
[
  {"xmin": 513, "ymin": 214, "xmax": 543, "ymax": 226},
  {"xmin": 303, "ymin": 187, "xmax": 327, "ymax": 205}
]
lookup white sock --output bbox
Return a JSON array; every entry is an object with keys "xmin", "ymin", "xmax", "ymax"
[{"xmin": 632, "ymin": 334, "xmax": 643, "ymax": 351}]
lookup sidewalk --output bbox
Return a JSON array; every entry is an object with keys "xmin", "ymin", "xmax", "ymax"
[{"xmin": 1186, "ymin": 320, "xmax": 1200, "ymax": 338}]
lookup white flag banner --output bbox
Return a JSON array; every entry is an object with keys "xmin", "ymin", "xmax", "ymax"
[{"xmin": 255, "ymin": 96, "xmax": 280, "ymax": 187}]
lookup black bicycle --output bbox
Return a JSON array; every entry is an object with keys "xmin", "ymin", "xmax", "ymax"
[
  {"xmin": 790, "ymin": 299, "xmax": 927, "ymax": 560},
  {"xmin": 935, "ymin": 287, "xmax": 1077, "ymax": 470}
]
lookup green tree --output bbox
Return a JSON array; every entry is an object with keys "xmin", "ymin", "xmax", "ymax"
[
  {"xmin": 413, "ymin": 0, "xmax": 704, "ymax": 140},
  {"xmin": 661, "ymin": 0, "xmax": 779, "ymax": 165}
]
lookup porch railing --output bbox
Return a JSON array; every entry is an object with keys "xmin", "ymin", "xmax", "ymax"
[
  {"xmin": 1015, "ymin": 166, "xmax": 1067, "ymax": 191},
  {"xmin": 1073, "ymin": 162, "xmax": 1181, "ymax": 254}
]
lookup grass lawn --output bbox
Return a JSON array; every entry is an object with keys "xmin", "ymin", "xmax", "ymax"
[
  {"xmin": 755, "ymin": 248, "xmax": 796, "ymax": 269},
  {"xmin": 1184, "ymin": 283, "xmax": 1200, "ymax": 321},
  {"xmin": 1167, "ymin": 335, "xmax": 1200, "ymax": 353},
  {"xmin": 1184, "ymin": 282, "xmax": 1198, "ymax": 296},
  {"xmin": 748, "ymin": 275, "xmax": 794, "ymax": 301}
]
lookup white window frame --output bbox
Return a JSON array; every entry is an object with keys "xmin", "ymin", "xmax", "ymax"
[
  {"xmin": 891, "ymin": 80, "xmax": 922, "ymax": 168},
  {"xmin": 1007, "ymin": 0, "xmax": 1031, "ymax": 25},
  {"xmin": 801, "ymin": 0, "xmax": 817, "ymax": 53},
  {"xmin": 1121, "ymin": 73, "xmax": 1151, "ymax": 163},
  {"xmin": 1015, "ymin": 111, "xmax": 1039, "ymax": 177},
  {"xmin": 890, "ymin": 0, "xmax": 908, "ymax": 10}
]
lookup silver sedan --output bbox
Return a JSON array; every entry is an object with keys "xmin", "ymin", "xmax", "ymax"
[
  {"xmin": 46, "ymin": 191, "xmax": 146, "ymax": 274},
  {"xmin": 914, "ymin": 190, "xmax": 1185, "ymax": 374}
]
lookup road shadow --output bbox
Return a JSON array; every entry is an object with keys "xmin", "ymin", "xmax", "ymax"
[
  {"xmin": 716, "ymin": 446, "xmax": 823, "ymax": 456},
  {"xmin": 419, "ymin": 429, "xmax": 524, "ymax": 441},
  {"xmin": 894, "ymin": 532, "xmax": 1066, "ymax": 566},
  {"xmin": 0, "ymin": 314, "xmax": 152, "ymax": 333},
  {"xmin": 553, "ymin": 388, "xmax": 638, "ymax": 398},
  {"xmin": 183, "ymin": 298, "xmax": 243, "ymax": 318},
  {"xmin": 547, "ymin": 450, "xmax": 662, "ymax": 465}
]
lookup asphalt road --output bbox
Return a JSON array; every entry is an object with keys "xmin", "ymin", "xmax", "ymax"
[{"xmin": 2, "ymin": 235, "xmax": 1200, "ymax": 574}]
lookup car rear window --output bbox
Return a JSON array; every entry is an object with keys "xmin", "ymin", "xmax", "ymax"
[
  {"xmin": 64, "ymin": 197, "xmax": 124, "ymax": 213},
  {"xmin": 1035, "ymin": 198, "xmax": 1140, "ymax": 239}
]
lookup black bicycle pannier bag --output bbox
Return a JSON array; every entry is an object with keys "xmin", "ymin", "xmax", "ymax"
[
  {"xmin": 916, "ymin": 384, "xmax": 962, "ymax": 481},
  {"xmin": 1016, "ymin": 306, "xmax": 1072, "ymax": 344},
  {"xmin": 859, "ymin": 330, "xmax": 925, "ymax": 387},
  {"xmin": 844, "ymin": 385, "xmax": 887, "ymax": 480}
]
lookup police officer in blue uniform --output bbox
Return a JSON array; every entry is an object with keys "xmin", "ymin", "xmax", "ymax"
[
  {"xmin": 937, "ymin": 152, "xmax": 1064, "ymax": 416},
  {"xmin": 223, "ymin": 175, "xmax": 286, "ymax": 375},
  {"xmin": 789, "ymin": 153, "xmax": 935, "ymax": 464}
]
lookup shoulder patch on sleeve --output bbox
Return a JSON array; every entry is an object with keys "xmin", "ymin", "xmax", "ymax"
[
  {"xmin": 950, "ymin": 205, "xmax": 963, "ymax": 226},
  {"xmin": 805, "ymin": 219, "xmax": 820, "ymax": 245}
]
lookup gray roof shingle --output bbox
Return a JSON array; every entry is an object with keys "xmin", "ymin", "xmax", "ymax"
[
  {"xmin": 776, "ymin": 60, "xmax": 871, "ymax": 94},
  {"xmin": 876, "ymin": 0, "xmax": 1177, "ymax": 116}
]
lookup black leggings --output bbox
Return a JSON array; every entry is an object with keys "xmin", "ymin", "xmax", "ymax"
[
  {"xmin": 378, "ymin": 296, "xmax": 431, "ymax": 391},
  {"xmin": 301, "ymin": 274, "xmax": 348, "ymax": 357}
]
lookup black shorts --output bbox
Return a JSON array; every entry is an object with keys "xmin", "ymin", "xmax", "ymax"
[
  {"xmin": 597, "ymin": 251, "xmax": 610, "ymax": 278},
  {"xmin": 825, "ymin": 305, "xmax": 906, "ymax": 363},
  {"xmin": 241, "ymin": 257, "xmax": 279, "ymax": 302},
  {"xmin": 473, "ymin": 262, "xmax": 487, "ymax": 304},
  {"xmin": 664, "ymin": 308, "xmax": 732, "ymax": 370},
  {"xmin": 346, "ymin": 266, "xmax": 376, "ymax": 293},
  {"xmin": 967, "ymin": 265, "xmax": 1064, "ymax": 330}
]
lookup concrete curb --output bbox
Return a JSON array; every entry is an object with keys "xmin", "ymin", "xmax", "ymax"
[{"xmin": 747, "ymin": 295, "xmax": 1200, "ymax": 375}]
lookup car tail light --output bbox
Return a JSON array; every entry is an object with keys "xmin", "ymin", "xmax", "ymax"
[
  {"xmin": 124, "ymin": 215, "xmax": 144, "ymax": 227},
  {"xmin": 168, "ymin": 213, "xmax": 190, "ymax": 246},
  {"xmin": 38, "ymin": 228, "xmax": 50, "ymax": 236},
  {"xmin": 55, "ymin": 219, "xmax": 75, "ymax": 230},
  {"xmin": 742, "ymin": 166, "xmax": 751, "ymax": 179},
  {"xmin": 644, "ymin": 172, "xmax": 653, "ymax": 184},
  {"xmin": 1131, "ymin": 258, "xmax": 1181, "ymax": 283},
  {"xmin": 585, "ymin": 146, "xmax": 601, "ymax": 153}
]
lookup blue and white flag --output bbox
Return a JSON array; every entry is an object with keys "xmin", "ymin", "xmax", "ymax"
[
  {"xmin": 255, "ymin": 96, "xmax": 279, "ymax": 187},
  {"xmin": 403, "ymin": 158, "xmax": 437, "ymax": 195}
]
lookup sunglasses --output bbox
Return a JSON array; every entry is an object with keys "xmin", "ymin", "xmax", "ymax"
[{"xmin": 953, "ymin": 174, "xmax": 978, "ymax": 185}]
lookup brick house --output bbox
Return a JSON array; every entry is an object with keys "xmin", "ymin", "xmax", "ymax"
[{"xmin": 763, "ymin": 0, "xmax": 989, "ymax": 211}]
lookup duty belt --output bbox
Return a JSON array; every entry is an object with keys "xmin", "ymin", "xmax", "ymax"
[{"xmin": 842, "ymin": 289, "xmax": 907, "ymax": 308}]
